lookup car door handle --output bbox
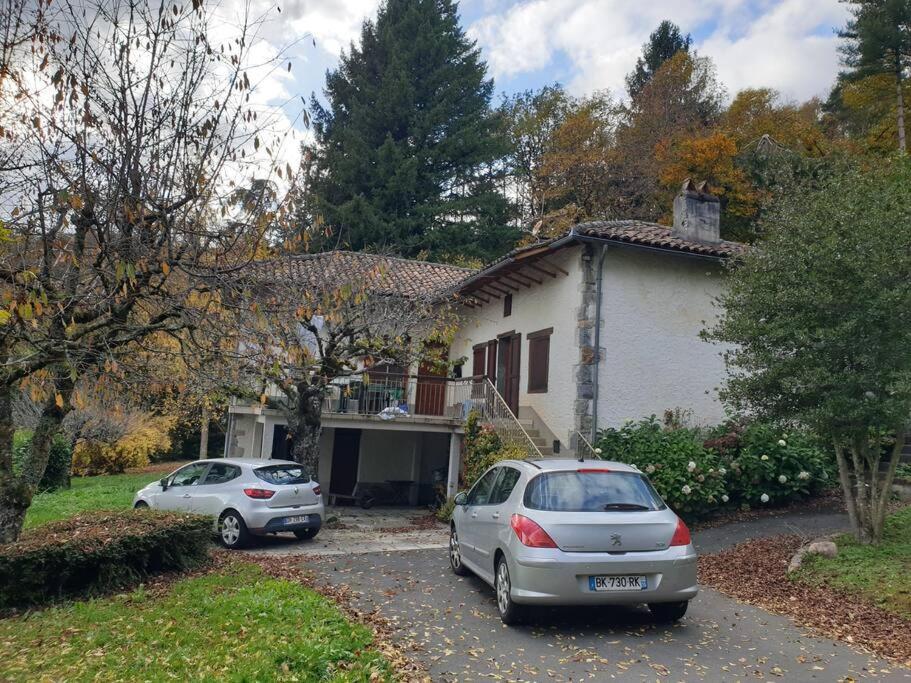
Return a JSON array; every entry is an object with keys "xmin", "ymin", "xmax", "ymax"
[
  {"xmin": 491, "ymin": 512, "xmax": 500, "ymax": 520},
  {"xmin": 182, "ymin": 494, "xmax": 192, "ymax": 498},
  {"xmin": 471, "ymin": 512, "xmax": 478, "ymax": 519}
]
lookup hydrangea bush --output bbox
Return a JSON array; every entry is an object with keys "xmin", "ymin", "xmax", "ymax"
[{"xmin": 595, "ymin": 416, "xmax": 835, "ymax": 518}]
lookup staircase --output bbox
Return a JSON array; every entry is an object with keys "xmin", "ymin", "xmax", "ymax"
[
  {"xmin": 470, "ymin": 378, "xmax": 543, "ymax": 459},
  {"xmin": 516, "ymin": 417, "xmax": 554, "ymax": 456}
]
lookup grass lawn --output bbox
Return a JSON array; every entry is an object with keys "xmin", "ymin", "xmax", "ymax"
[
  {"xmin": 25, "ymin": 468, "xmax": 174, "ymax": 529},
  {"xmin": 0, "ymin": 562, "xmax": 392, "ymax": 682},
  {"xmin": 796, "ymin": 506, "xmax": 911, "ymax": 619}
]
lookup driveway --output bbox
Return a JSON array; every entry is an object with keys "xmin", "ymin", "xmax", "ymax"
[{"xmin": 304, "ymin": 509, "xmax": 910, "ymax": 681}]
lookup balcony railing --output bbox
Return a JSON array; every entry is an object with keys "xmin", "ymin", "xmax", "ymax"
[{"xmin": 321, "ymin": 373, "xmax": 480, "ymax": 420}]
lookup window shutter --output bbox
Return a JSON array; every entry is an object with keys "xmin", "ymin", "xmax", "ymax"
[
  {"xmin": 486, "ymin": 340, "xmax": 498, "ymax": 382},
  {"xmin": 472, "ymin": 346, "xmax": 486, "ymax": 376},
  {"xmin": 527, "ymin": 328, "xmax": 552, "ymax": 393}
]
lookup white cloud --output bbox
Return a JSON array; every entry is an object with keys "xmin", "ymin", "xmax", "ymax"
[
  {"xmin": 281, "ymin": 0, "xmax": 381, "ymax": 56},
  {"xmin": 468, "ymin": 0, "xmax": 850, "ymax": 102}
]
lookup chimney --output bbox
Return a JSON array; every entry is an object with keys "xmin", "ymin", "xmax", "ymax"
[{"xmin": 672, "ymin": 179, "xmax": 721, "ymax": 243}]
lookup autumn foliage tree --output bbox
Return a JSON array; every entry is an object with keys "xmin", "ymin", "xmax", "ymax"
[{"xmin": 0, "ymin": 0, "xmax": 291, "ymax": 541}]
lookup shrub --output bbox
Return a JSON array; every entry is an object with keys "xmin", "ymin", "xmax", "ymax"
[
  {"xmin": 11, "ymin": 430, "xmax": 72, "ymax": 492},
  {"xmin": 462, "ymin": 410, "xmax": 528, "ymax": 487},
  {"xmin": 434, "ymin": 496, "xmax": 456, "ymax": 523},
  {"xmin": 0, "ymin": 510, "xmax": 211, "ymax": 609},
  {"xmin": 72, "ymin": 414, "xmax": 176, "ymax": 475},
  {"xmin": 595, "ymin": 417, "xmax": 726, "ymax": 517},
  {"xmin": 718, "ymin": 422, "xmax": 835, "ymax": 506}
]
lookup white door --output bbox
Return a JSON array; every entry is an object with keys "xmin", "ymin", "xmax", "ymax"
[
  {"xmin": 458, "ymin": 467, "xmax": 501, "ymax": 572},
  {"xmin": 155, "ymin": 462, "xmax": 210, "ymax": 511},
  {"xmin": 193, "ymin": 462, "xmax": 243, "ymax": 517},
  {"xmin": 474, "ymin": 466, "xmax": 521, "ymax": 563}
]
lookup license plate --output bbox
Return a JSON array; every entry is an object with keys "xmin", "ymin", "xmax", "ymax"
[
  {"xmin": 588, "ymin": 575, "xmax": 647, "ymax": 591},
  {"xmin": 284, "ymin": 515, "xmax": 309, "ymax": 525}
]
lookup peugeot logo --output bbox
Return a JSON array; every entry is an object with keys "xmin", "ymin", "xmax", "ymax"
[
  {"xmin": 611, "ymin": 533, "xmax": 622, "ymax": 547},
  {"xmin": 293, "ymin": 486, "xmax": 299, "ymax": 495}
]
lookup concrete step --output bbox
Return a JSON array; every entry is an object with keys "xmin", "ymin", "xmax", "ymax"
[{"xmin": 538, "ymin": 447, "xmax": 554, "ymax": 456}]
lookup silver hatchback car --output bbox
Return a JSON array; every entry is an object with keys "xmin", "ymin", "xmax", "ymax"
[
  {"xmin": 449, "ymin": 459, "xmax": 698, "ymax": 624},
  {"xmin": 133, "ymin": 458, "xmax": 325, "ymax": 549}
]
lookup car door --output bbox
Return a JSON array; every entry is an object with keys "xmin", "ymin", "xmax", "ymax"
[
  {"xmin": 156, "ymin": 462, "xmax": 210, "ymax": 511},
  {"xmin": 458, "ymin": 467, "xmax": 502, "ymax": 573},
  {"xmin": 474, "ymin": 466, "xmax": 521, "ymax": 570},
  {"xmin": 193, "ymin": 463, "xmax": 242, "ymax": 517}
]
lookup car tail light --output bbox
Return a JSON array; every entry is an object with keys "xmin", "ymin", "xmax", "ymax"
[
  {"xmin": 670, "ymin": 517, "xmax": 691, "ymax": 546},
  {"xmin": 510, "ymin": 514, "xmax": 557, "ymax": 548},
  {"xmin": 313, "ymin": 485, "xmax": 321, "ymax": 496},
  {"xmin": 243, "ymin": 488, "xmax": 275, "ymax": 499}
]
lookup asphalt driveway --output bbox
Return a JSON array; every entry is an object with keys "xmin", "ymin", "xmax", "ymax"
[{"xmin": 307, "ymin": 509, "xmax": 910, "ymax": 681}]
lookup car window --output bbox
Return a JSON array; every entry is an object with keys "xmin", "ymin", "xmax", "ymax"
[
  {"xmin": 201, "ymin": 463, "xmax": 241, "ymax": 485},
  {"xmin": 490, "ymin": 466, "xmax": 520, "ymax": 505},
  {"xmin": 169, "ymin": 462, "xmax": 209, "ymax": 487},
  {"xmin": 524, "ymin": 470, "xmax": 665, "ymax": 512},
  {"xmin": 254, "ymin": 464, "xmax": 309, "ymax": 485},
  {"xmin": 467, "ymin": 468, "xmax": 500, "ymax": 506}
]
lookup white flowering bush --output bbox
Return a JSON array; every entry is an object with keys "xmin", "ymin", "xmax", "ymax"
[{"xmin": 594, "ymin": 417, "xmax": 725, "ymax": 518}]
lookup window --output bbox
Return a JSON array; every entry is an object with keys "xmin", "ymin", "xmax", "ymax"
[
  {"xmin": 255, "ymin": 464, "xmax": 310, "ymax": 485},
  {"xmin": 527, "ymin": 328, "xmax": 552, "ymax": 393},
  {"xmin": 524, "ymin": 471, "xmax": 665, "ymax": 512},
  {"xmin": 503, "ymin": 293, "xmax": 512, "ymax": 317},
  {"xmin": 169, "ymin": 462, "xmax": 209, "ymax": 487},
  {"xmin": 490, "ymin": 467, "xmax": 521, "ymax": 505},
  {"xmin": 467, "ymin": 467, "xmax": 500, "ymax": 506},
  {"xmin": 202, "ymin": 463, "xmax": 241, "ymax": 485}
]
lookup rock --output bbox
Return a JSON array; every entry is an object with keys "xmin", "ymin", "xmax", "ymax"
[{"xmin": 786, "ymin": 539, "xmax": 837, "ymax": 573}]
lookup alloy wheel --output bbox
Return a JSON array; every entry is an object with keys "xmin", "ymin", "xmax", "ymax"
[
  {"xmin": 496, "ymin": 561, "xmax": 511, "ymax": 615},
  {"xmin": 220, "ymin": 514, "xmax": 240, "ymax": 546},
  {"xmin": 449, "ymin": 530, "xmax": 462, "ymax": 568}
]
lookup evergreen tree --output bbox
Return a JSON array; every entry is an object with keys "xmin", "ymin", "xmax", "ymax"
[
  {"xmin": 307, "ymin": 0, "xmax": 516, "ymax": 264},
  {"xmin": 626, "ymin": 20, "xmax": 692, "ymax": 99},
  {"xmin": 836, "ymin": 0, "xmax": 911, "ymax": 153}
]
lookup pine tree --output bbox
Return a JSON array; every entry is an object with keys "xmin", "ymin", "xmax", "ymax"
[
  {"xmin": 626, "ymin": 20, "xmax": 692, "ymax": 99},
  {"xmin": 307, "ymin": 0, "xmax": 516, "ymax": 264},
  {"xmin": 837, "ymin": 0, "xmax": 911, "ymax": 153}
]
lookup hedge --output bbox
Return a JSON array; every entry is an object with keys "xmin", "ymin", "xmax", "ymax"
[{"xmin": 0, "ymin": 510, "xmax": 212, "ymax": 609}]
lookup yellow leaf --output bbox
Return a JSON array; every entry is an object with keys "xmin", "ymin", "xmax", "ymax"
[
  {"xmin": 161, "ymin": 262, "xmax": 171, "ymax": 276},
  {"xmin": 55, "ymin": 393, "xmax": 64, "ymax": 409}
]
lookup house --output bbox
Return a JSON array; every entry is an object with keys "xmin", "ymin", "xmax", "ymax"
[{"xmin": 225, "ymin": 181, "xmax": 747, "ymax": 503}]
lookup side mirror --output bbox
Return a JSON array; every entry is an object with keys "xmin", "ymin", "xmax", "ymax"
[
  {"xmin": 453, "ymin": 491, "xmax": 468, "ymax": 506},
  {"xmin": 159, "ymin": 477, "xmax": 169, "ymax": 491}
]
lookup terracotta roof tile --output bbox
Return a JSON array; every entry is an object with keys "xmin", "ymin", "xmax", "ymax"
[
  {"xmin": 573, "ymin": 220, "xmax": 749, "ymax": 259},
  {"xmin": 247, "ymin": 251, "xmax": 472, "ymax": 298}
]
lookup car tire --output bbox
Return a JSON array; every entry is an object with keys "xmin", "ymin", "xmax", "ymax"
[
  {"xmin": 648, "ymin": 601, "xmax": 689, "ymax": 623},
  {"xmin": 449, "ymin": 526, "xmax": 469, "ymax": 576},
  {"xmin": 293, "ymin": 528, "xmax": 319, "ymax": 541},
  {"xmin": 495, "ymin": 556, "xmax": 525, "ymax": 625},
  {"xmin": 134, "ymin": 500, "xmax": 149, "ymax": 509},
  {"xmin": 218, "ymin": 509, "xmax": 250, "ymax": 549}
]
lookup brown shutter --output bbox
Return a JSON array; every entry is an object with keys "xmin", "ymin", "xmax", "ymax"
[
  {"xmin": 527, "ymin": 328, "xmax": 552, "ymax": 393},
  {"xmin": 486, "ymin": 340, "xmax": 497, "ymax": 382},
  {"xmin": 472, "ymin": 345, "xmax": 486, "ymax": 376}
]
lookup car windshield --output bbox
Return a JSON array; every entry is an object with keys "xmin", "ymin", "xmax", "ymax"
[
  {"xmin": 254, "ymin": 464, "xmax": 310, "ymax": 485},
  {"xmin": 524, "ymin": 470, "xmax": 665, "ymax": 512}
]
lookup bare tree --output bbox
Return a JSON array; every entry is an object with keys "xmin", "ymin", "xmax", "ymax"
[{"xmin": 0, "ymin": 0, "xmax": 295, "ymax": 541}]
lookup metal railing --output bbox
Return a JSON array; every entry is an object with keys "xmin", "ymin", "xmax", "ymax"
[
  {"xmin": 321, "ymin": 373, "xmax": 476, "ymax": 420},
  {"xmin": 574, "ymin": 430, "xmax": 600, "ymax": 461},
  {"xmin": 470, "ymin": 377, "xmax": 543, "ymax": 459}
]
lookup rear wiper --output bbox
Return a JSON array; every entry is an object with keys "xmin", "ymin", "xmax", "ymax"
[{"xmin": 602, "ymin": 503, "xmax": 650, "ymax": 511}]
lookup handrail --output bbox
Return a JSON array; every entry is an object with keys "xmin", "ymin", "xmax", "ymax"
[
  {"xmin": 574, "ymin": 431, "xmax": 600, "ymax": 461},
  {"xmin": 472, "ymin": 378, "xmax": 543, "ymax": 459}
]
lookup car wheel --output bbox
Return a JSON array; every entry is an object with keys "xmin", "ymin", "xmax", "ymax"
[
  {"xmin": 449, "ymin": 526, "xmax": 469, "ymax": 576},
  {"xmin": 495, "ymin": 556, "xmax": 525, "ymax": 625},
  {"xmin": 218, "ymin": 509, "xmax": 250, "ymax": 549},
  {"xmin": 648, "ymin": 601, "xmax": 689, "ymax": 623},
  {"xmin": 293, "ymin": 528, "xmax": 319, "ymax": 541},
  {"xmin": 134, "ymin": 500, "xmax": 149, "ymax": 509}
]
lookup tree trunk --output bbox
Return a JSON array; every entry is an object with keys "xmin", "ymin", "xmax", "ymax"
[
  {"xmin": 897, "ymin": 67, "xmax": 907, "ymax": 154},
  {"xmin": 290, "ymin": 383, "xmax": 325, "ymax": 480},
  {"xmin": 198, "ymin": 405, "xmax": 209, "ymax": 459},
  {"xmin": 0, "ymin": 379, "xmax": 29, "ymax": 544},
  {"xmin": 22, "ymin": 376, "xmax": 74, "ymax": 488},
  {"xmin": 836, "ymin": 429, "xmax": 905, "ymax": 545}
]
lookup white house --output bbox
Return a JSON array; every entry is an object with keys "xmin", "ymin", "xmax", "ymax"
[{"xmin": 225, "ymin": 182, "xmax": 747, "ymax": 504}]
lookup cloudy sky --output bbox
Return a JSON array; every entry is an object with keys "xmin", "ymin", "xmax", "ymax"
[{"xmin": 220, "ymin": 0, "xmax": 850, "ymax": 179}]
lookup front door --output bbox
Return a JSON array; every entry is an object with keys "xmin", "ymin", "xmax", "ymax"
[
  {"xmin": 329, "ymin": 428, "xmax": 361, "ymax": 497},
  {"xmin": 270, "ymin": 424, "xmax": 292, "ymax": 460},
  {"xmin": 497, "ymin": 333, "xmax": 521, "ymax": 415},
  {"xmin": 415, "ymin": 360, "xmax": 446, "ymax": 416}
]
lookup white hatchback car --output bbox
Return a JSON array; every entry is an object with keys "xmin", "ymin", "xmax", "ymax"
[
  {"xmin": 449, "ymin": 459, "xmax": 698, "ymax": 624},
  {"xmin": 133, "ymin": 458, "xmax": 325, "ymax": 548}
]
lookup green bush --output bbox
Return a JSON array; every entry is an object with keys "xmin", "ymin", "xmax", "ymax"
[
  {"xmin": 713, "ymin": 422, "xmax": 834, "ymax": 506},
  {"xmin": 595, "ymin": 417, "xmax": 726, "ymax": 517},
  {"xmin": 12, "ymin": 430, "xmax": 72, "ymax": 492},
  {"xmin": 0, "ymin": 510, "xmax": 212, "ymax": 609},
  {"xmin": 462, "ymin": 410, "xmax": 528, "ymax": 487}
]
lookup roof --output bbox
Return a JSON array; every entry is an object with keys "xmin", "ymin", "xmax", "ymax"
[
  {"xmin": 572, "ymin": 220, "xmax": 748, "ymax": 259},
  {"xmin": 246, "ymin": 251, "xmax": 472, "ymax": 299},
  {"xmin": 524, "ymin": 458, "xmax": 641, "ymax": 473}
]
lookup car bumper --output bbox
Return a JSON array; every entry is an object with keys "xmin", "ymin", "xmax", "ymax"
[
  {"xmin": 507, "ymin": 543, "xmax": 698, "ymax": 605},
  {"xmin": 245, "ymin": 503, "xmax": 324, "ymax": 535}
]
